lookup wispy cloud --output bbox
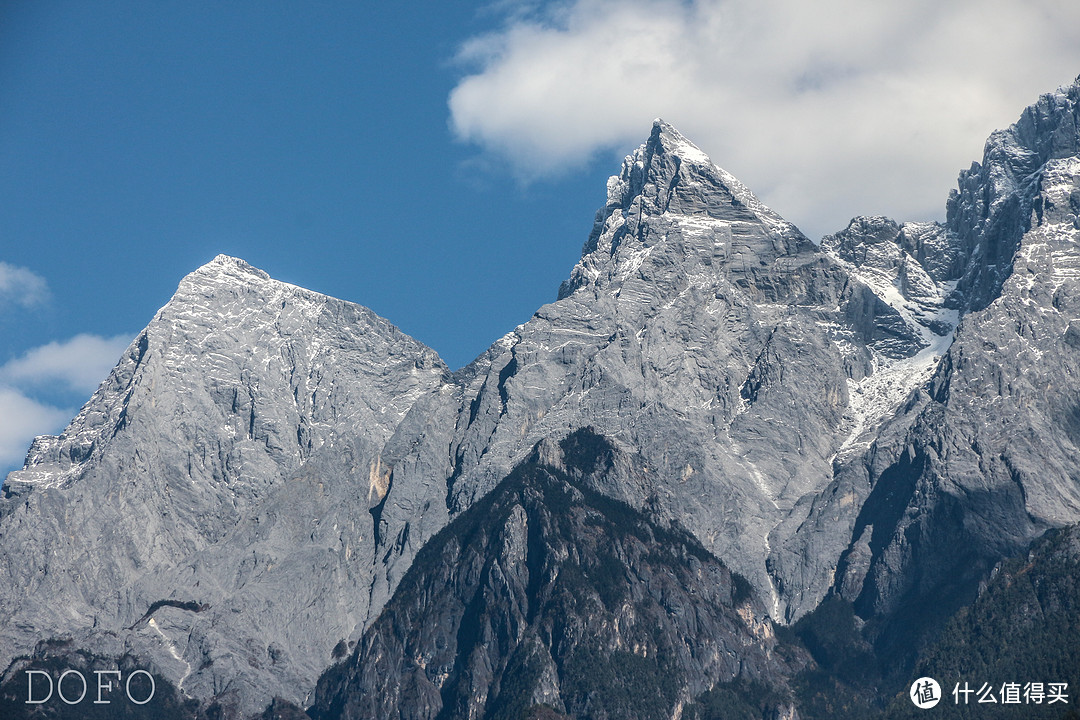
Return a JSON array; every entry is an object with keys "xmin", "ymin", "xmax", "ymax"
[
  {"xmin": 1, "ymin": 333, "xmax": 132, "ymax": 395},
  {"xmin": 0, "ymin": 261, "xmax": 49, "ymax": 309},
  {"xmin": 448, "ymin": 0, "xmax": 1080, "ymax": 239},
  {"xmin": 0, "ymin": 333, "xmax": 132, "ymax": 473},
  {"xmin": 0, "ymin": 388, "xmax": 70, "ymax": 471}
]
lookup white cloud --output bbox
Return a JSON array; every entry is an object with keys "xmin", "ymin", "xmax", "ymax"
[
  {"xmin": 0, "ymin": 388, "xmax": 69, "ymax": 472},
  {"xmin": 1, "ymin": 333, "xmax": 133, "ymax": 395},
  {"xmin": 0, "ymin": 261, "xmax": 49, "ymax": 308},
  {"xmin": 0, "ymin": 333, "xmax": 132, "ymax": 474},
  {"xmin": 448, "ymin": 0, "xmax": 1080, "ymax": 238}
]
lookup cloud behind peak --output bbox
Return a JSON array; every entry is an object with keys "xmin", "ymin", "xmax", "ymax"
[{"xmin": 448, "ymin": 0, "xmax": 1080, "ymax": 239}]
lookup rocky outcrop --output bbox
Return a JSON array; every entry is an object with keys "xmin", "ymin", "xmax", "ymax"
[{"xmin": 948, "ymin": 80, "xmax": 1080, "ymax": 311}]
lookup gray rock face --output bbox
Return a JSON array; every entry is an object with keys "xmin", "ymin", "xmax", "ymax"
[
  {"xmin": 1, "ymin": 257, "xmax": 449, "ymax": 715},
  {"xmin": 4, "ymin": 75, "xmax": 1080, "ymax": 717},
  {"xmin": 822, "ymin": 216, "xmax": 960, "ymax": 341},
  {"xmin": 370, "ymin": 122, "xmax": 950, "ymax": 638},
  {"xmin": 828, "ymin": 78, "xmax": 1080, "ymax": 645},
  {"xmin": 948, "ymin": 80, "xmax": 1080, "ymax": 311},
  {"xmin": 309, "ymin": 431, "xmax": 796, "ymax": 720}
]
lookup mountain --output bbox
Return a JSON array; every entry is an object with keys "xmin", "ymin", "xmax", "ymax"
[
  {"xmin": 2, "ymin": 77, "xmax": 1080, "ymax": 718},
  {"xmin": 385, "ymin": 119, "xmax": 958, "ymax": 630},
  {"xmin": 828, "ymin": 78, "xmax": 1080, "ymax": 658},
  {"xmin": 308, "ymin": 430, "xmax": 798, "ymax": 720},
  {"xmin": 0, "ymin": 258, "xmax": 450, "ymax": 715}
]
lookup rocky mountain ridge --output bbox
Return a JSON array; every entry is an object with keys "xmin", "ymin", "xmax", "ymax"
[
  {"xmin": 2, "ymin": 77, "xmax": 1079, "ymax": 718},
  {"xmin": 832, "ymin": 78, "xmax": 1080, "ymax": 649},
  {"xmin": 1, "ymin": 256, "xmax": 450, "ymax": 713}
]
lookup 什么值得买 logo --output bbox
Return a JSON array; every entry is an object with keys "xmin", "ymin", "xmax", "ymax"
[{"xmin": 910, "ymin": 677, "xmax": 942, "ymax": 709}]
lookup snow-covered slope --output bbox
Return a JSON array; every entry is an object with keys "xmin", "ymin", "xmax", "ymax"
[{"xmin": 821, "ymin": 217, "xmax": 961, "ymax": 455}]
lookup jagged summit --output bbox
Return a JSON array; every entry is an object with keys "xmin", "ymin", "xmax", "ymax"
[
  {"xmin": 174, "ymin": 253, "xmax": 299, "ymax": 304},
  {"xmin": 7, "ymin": 252, "xmax": 445, "ymax": 491},
  {"xmin": 647, "ymin": 118, "xmax": 713, "ymax": 164},
  {"xmin": 559, "ymin": 120, "xmax": 810, "ymax": 299},
  {"xmin": 441, "ymin": 122, "xmax": 894, "ymax": 628},
  {"xmin": 947, "ymin": 75, "xmax": 1080, "ymax": 310},
  {"xmin": 181, "ymin": 253, "xmax": 272, "ymax": 287},
  {"xmin": 0, "ymin": 253, "xmax": 450, "ymax": 714},
  {"xmin": 200, "ymin": 252, "xmax": 267, "ymax": 275},
  {"xmin": 644, "ymin": 119, "xmax": 798, "ymax": 231}
]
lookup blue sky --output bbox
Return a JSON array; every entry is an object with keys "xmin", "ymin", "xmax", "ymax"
[{"xmin": 3, "ymin": 0, "xmax": 1080, "ymax": 471}]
